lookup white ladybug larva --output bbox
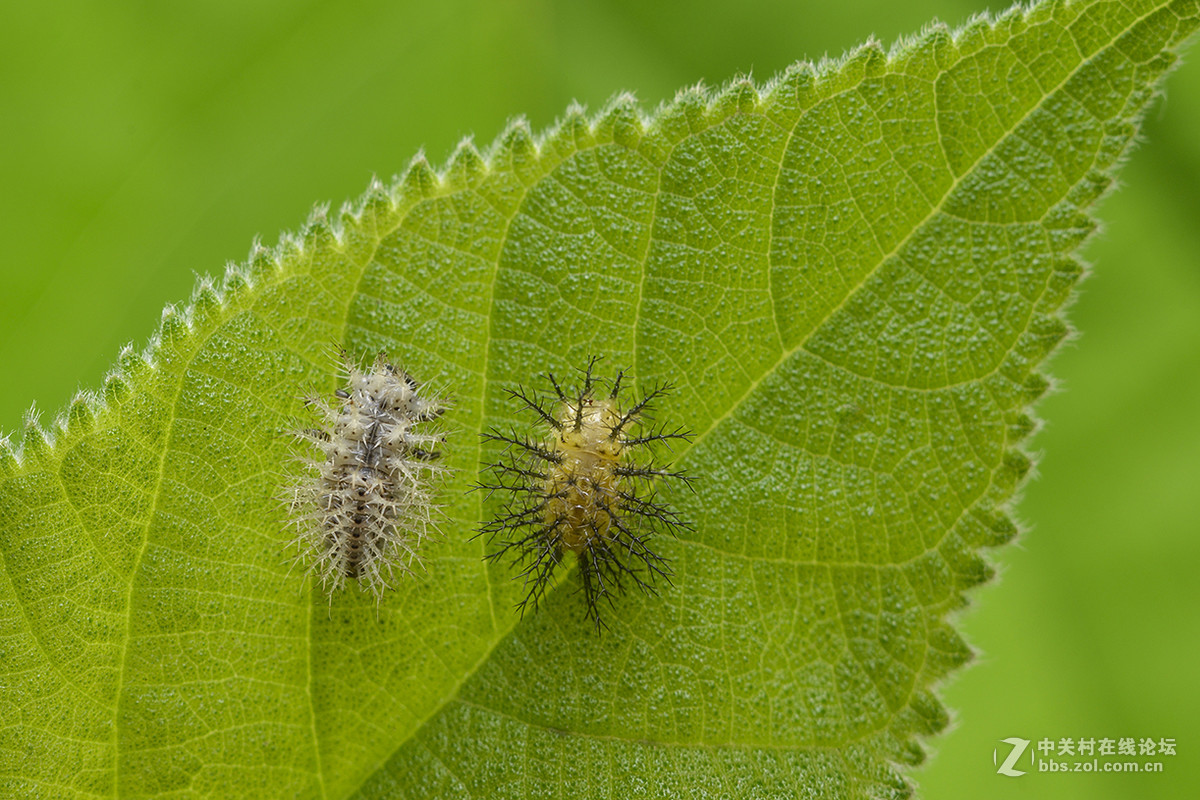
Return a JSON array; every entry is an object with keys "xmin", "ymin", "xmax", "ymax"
[{"xmin": 287, "ymin": 352, "xmax": 448, "ymax": 601}]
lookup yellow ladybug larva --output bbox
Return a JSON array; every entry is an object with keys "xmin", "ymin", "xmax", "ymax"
[{"xmin": 477, "ymin": 357, "xmax": 694, "ymax": 631}]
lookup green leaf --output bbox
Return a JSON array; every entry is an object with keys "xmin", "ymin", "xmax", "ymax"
[{"xmin": 1, "ymin": 0, "xmax": 1195, "ymax": 796}]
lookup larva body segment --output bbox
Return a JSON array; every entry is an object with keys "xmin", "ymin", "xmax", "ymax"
[
  {"xmin": 478, "ymin": 357, "xmax": 694, "ymax": 631},
  {"xmin": 288, "ymin": 353, "xmax": 447, "ymax": 600}
]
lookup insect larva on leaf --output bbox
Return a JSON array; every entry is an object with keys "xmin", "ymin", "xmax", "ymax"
[
  {"xmin": 286, "ymin": 351, "xmax": 449, "ymax": 602},
  {"xmin": 476, "ymin": 356, "xmax": 694, "ymax": 632}
]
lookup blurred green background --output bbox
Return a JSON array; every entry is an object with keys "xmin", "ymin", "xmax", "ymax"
[{"xmin": 1, "ymin": 1, "xmax": 1196, "ymax": 797}]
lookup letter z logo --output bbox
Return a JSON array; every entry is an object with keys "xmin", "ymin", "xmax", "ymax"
[{"xmin": 994, "ymin": 737, "xmax": 1031, "ymax": 776}]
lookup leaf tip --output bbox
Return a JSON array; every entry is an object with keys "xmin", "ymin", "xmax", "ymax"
[
  {"xmin": 446, "ymin": 136, "xmax": 489, "ymax": 184},
  {"xmin": 560, "ymin": 101, "xmax": 595, "ymax": 144},
  {"xmin": 486, "ymin": 116, "xmax": 538, "ymax": 177},
  {"xmin": 1008, "ymin": 412, "xmax": 1039, "ymax": 445},
  {"xmin": 61, "ymin": 390, "xmax": 101, "ymax": 435},
  {"xmin": 301, "ymin": 204, "xmax": 345, "ymax": 253},
  {"xmin": 19, "ymin": 406, "xmax": 53, "ymax": 459},
  {"xmin": 357, "ymin": 174, "xmax": 398, "ymax": 221},
  {"xmin": 596, "ymin": 92, "xmax": 646, "ymax": 148},
  {"xmin": 115, "ymin": 341, "xmax": 154, "ymax": 383},
  {"xmin": 709, "ymin": 76, "xmax": 764, "ymax": 119},
  {"xmin": 0, "ymin": 432, "xmax": 16, "ymax": 472},
  {"xmin": 226, "ymin": 248, "xmax": 263, "ymax": 290},
  {"xmin": 400, "ymin": 151, "xmax": 438, "ymax": 198},
  {"xmin": 102, "ymin": 367, "xmax": 130, "ymax": 407},
  {"xmin": 156, "ymin": 303, "xmax": 191, "ymax": 350},
  {"xmin": 188, "ymin": 276, "xmax": 224, "ymax": 329}
]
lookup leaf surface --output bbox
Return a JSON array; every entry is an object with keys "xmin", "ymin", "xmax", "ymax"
[{"xmin": 1, "ymin": 1, "xmax": 1196, "ymax": 797}]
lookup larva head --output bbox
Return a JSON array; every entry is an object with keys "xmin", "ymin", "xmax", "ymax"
[
  {"xmin": 348, "ymin": 357, "xmax": 444, "ymax": 426},
  {"xmin": 478, "ymin": 357, "xmax": 695, "ymax": 631}
]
